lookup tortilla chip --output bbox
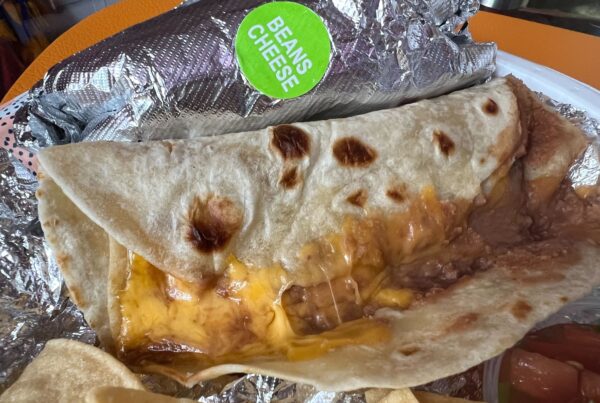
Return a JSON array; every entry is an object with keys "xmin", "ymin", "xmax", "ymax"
[
  {"xmin": 365, "ymin": 388, "xmax": 419, "ymax": 403},
  {"xmin": 365, "ymin": 389, "xmax": 482, "ymax": 403},
  {"xmin": 0, "ymin": 339, "xmax": 144, "ymax": 403},
  {"xmin": 85, "ymin": 387, "xmax": 196, "ymax": 403},
  {"xmin": 414, "ymin": 391, "xmax": 484, "ymax": 403}
]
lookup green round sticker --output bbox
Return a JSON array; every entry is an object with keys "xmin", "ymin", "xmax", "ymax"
[{"xmin": 235, "ymin": 2, "xmax": 332, "ymax": 99}]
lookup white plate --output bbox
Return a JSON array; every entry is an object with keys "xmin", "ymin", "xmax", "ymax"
[{"xmin": 495, "ymin": 50, "xmax": 600, "ymax": 121}]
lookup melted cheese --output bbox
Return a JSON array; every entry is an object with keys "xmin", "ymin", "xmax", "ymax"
[
  {"xmin": 371, "ymin": 288, "xmax": 414, "ymax": 309},
  {"xmin": 118, "ymin": 255, "xmax": 391, "ymax": 365},
  {"xmin": 118, "ymin": 187, "xmax": 461, "ymax": 366}
]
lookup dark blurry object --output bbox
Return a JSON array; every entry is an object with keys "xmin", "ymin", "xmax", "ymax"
[
  {"xmin": 30, "ymin": 0, "xmax": 118, "ymax": 42},
  {"xmin": 0, "ymin": 0, "xmax": 118, "ymax": 99},
  {"xmin": 480, "ymin": 0, "xmax": 528, "ymax": 10},
  {"xmin": 0, "ymin": 0, "xmax": 49, "ymax": 98},
  {"xmin": 499, "ymin": 324, "xmax": 600, "ymax": 403},
  {"xmin": 528, "ymin": 0, "xmax": 600, "ymax": 18},
  {"xmin": 0, "ymin": 5, "xmax": 25, "ymax": 99},
  {"xmin": 0, "ymin": 0, "xmax": 49, "ymax": 62},
  {"xmin": 0, "ymin": 38, "xmax": 25, "ymax": 97},
  {"xmin": 481, "ymin": 0, "xmax": 600, "ymax": 36},
  {"xmin": 418, "ymin": 364, "xmax": 485, "ymax": 401}
]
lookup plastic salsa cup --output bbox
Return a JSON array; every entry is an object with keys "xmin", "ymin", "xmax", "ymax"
[{"xmin": 483, "ymin": 290, "xmax": 600, "ymax": 403}]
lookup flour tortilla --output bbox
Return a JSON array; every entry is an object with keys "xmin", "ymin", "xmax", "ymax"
[
  {"xmin": 0, "ymin": 339, "xmax": 144, "ymax": 403},
  {"xmin": 36, "ymin": 177, "xmax": 113, "ymax": 349},
  {"xmin": 38, "ymin": 78, "xmax": 524, "ymax": 283},
  {"xmin": 142, "ymin": 243, "xmax": 598, "ymax": 391},
  {"xmin": 37, "ymin": 77, "xmax": 523, "ymax": 349},
  {"xmin": 36, "ymin": 77, "xmax": 600, "ymax": 391}
]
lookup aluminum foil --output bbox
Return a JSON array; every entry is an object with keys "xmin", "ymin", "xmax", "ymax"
[
  {"xmin": 0, "ymin": 148, "xmax": 97, "ymax": 391},
  {"xmin": 0, "ymin": 0, "xmax": 598, "ymax": 402},
  {"xmin": 139, "ymin": 372, "xmax": 369, "ymax": 402},
  {"xmin": 14, "ymin": 0, "xmax": 495, "ymax": 147}
]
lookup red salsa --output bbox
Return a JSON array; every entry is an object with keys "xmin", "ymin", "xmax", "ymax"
[{"xmin": 499, "ymin": 324, "xmax": 600, "ymax": 402}]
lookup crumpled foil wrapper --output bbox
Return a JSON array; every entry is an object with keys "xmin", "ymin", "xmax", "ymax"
[
  {"xmin": 0, "ymin": 0, "xmax": 597, "ymax": 401},
  {"xmin": 13, "ymin": 0, "xmax": 495, "ymax": 147}
]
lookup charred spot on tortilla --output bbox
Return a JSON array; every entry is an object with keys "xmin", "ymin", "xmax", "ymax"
[
  {"xmin": 187, "ymin": 195, "xmax": 242, "ymax": 254},
  {"xmin": 479, "ymin": 157, "xmax": 486, "ymax": 165},
  {"xmin": 271, "ymin": 125, "xmax": 310, "ymax": 160},
  {"xmin": 432, "ymin": 130, "xmax": 455, "ymax": 157},
  {"xmin": 42, "ymin": 218, "xmax": 59, "ymax": 228},
  {"xmin": 56, "ymin": 253, "xmax": 70, "ymax": 268},
  {"xmin": 333, "ymin": 137, "xmax": 377, "ymax": 167},
  {"xmin": 398, "ymin": 345, "xmax": 421, "ymax": 356},
  {"xmin": 447, "ymin": 313, "xmax": 479, "ymax": 332},
  {"xmin": 347, "ymin": 189, "xmax": 367, "ymax": 207},
  {"xmin": 561, "ymin": 296, "xmax": 569, "ymax": 303},
  {"xmin": 162, "ymin": 141, "xmax": 174, "ymax": 154},
  {"xmin": 68, "ymin": 285, "xmax": 85, "ymax": 307},
  {"xmin": 279, "ymin": 166, "xmax": 300, "ymax": 189},
  {"xmin": 511, "ymin": 299, "xmax": 532, "ymax": 320},
  {"xmin": 386, "ymin": 185, "xmax": 407, "ymax": 203},
  {"xmin": 483, "ymin": 98, "xmax": 499, "ymax": 115}
]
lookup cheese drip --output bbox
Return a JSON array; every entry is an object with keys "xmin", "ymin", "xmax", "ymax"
[
  {"xmin": 117, "ymin": 187, "xmax": 462, "ymax": 366},
  {"xmin": 118, "ymin": 254, "xmax": 392, "ymax": 365}
]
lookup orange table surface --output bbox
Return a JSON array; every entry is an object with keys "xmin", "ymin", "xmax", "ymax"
[
  {"xmin": 470, "ymin": 12, "xmax": 600, "ymax": 90},
  {"xmin": 2, "ymin": 0, "xmax": 181, "ymax": 103},
  {"xmin": 2, "ymin": 3, "xmax": 599, "ymax": 104}
]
